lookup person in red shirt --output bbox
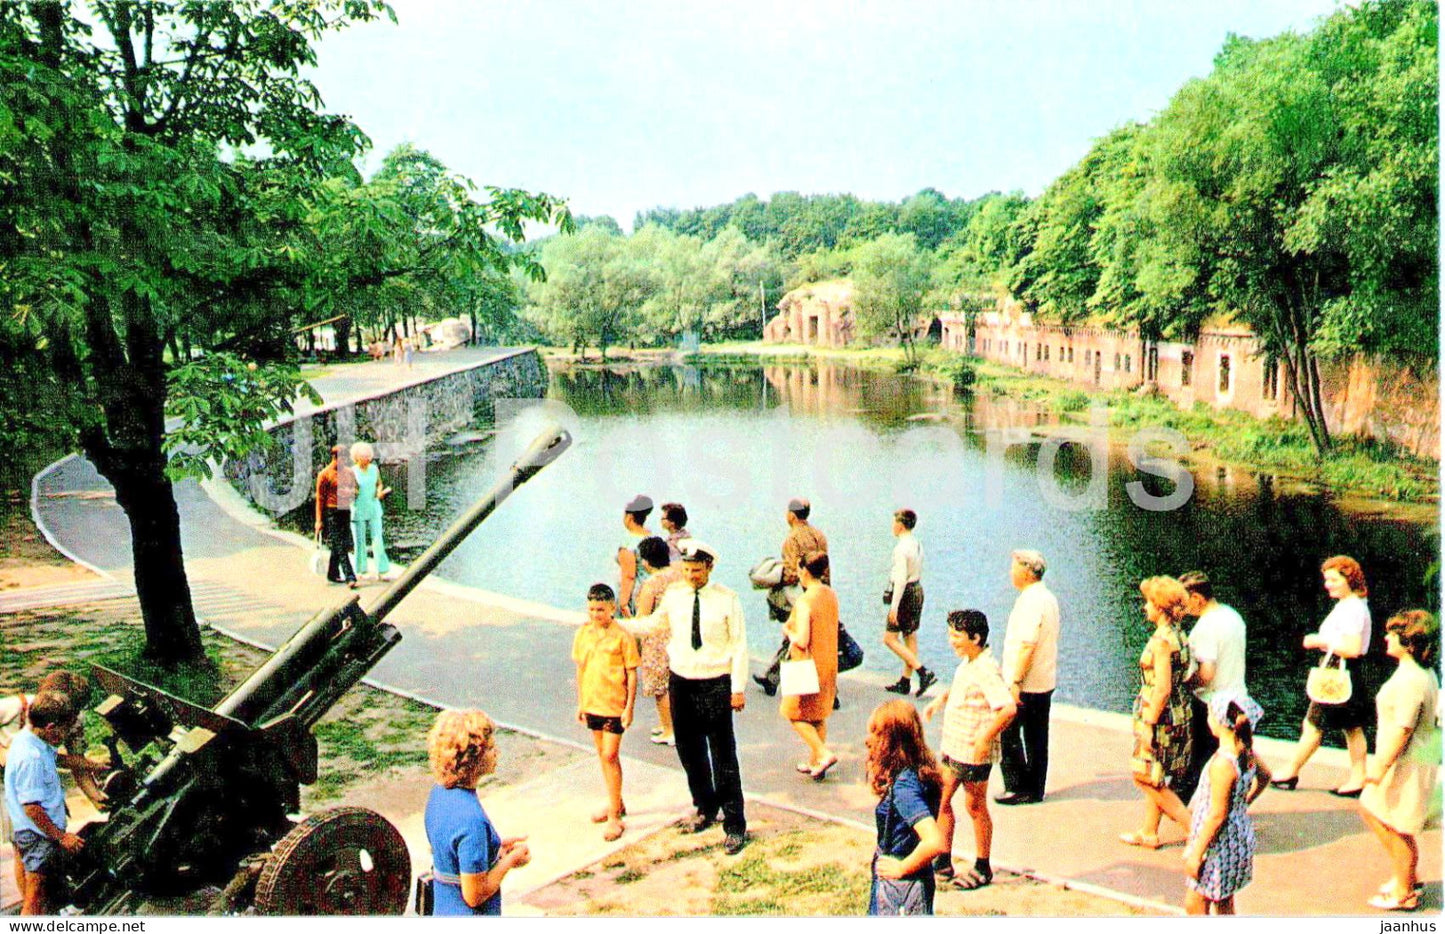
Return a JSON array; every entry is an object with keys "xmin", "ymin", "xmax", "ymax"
[{"xmin": 314, "ymin": 445, "xmax": 359, "ymax": 588}]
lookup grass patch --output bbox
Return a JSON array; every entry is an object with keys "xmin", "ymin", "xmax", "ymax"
[
  {"xmin": 614, "ymin": 869, "xmax": 645, "ymax": 885},
  {"xmin": 713, "ymin": 830, "xmax": 869, "ymax": 916}
]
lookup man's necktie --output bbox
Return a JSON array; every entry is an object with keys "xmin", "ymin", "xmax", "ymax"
[{"xmin": 691, "ymin": 589, "xmax": 703, "ymax": 651}]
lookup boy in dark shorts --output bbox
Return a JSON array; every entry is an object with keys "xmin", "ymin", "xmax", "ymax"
[
  {"xmin": 4, "ymin": 693, "xmax": 85, "ymax": 915},
  {"xmin": 922, "ymin": 610, "xmax": 1016, "ymax": 891},
  {"xmin": 573, "ymin": 583, "xmax": 639, "ymax": 842}
]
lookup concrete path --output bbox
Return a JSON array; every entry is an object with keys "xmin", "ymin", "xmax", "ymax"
[{"xmin": 18, "ymin": 346, "xmax": 1441, "ymax": 916}]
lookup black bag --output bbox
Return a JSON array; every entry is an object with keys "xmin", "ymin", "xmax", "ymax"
[
  {"xmin": 881, "ymin": 585, "xmax": 894, "ymax": 606},
  {"xmin": 413, "ymin": 871, "xmax": 435, "ymax": 916},
  {"xmin": 838, "ymin": 622, "xmax": 865, "ymax": 672}
]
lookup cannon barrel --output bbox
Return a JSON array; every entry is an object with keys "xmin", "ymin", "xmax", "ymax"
[{"xmin": 365, "ymin": 423, "xmax": 572, "ymax": 621}]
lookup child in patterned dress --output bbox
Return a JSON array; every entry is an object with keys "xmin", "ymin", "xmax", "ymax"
[{"xmin": 1182, "ymin": 691, "xmax": 1271, "ymax": 915}]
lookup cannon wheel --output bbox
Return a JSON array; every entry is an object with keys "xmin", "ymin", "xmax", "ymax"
[{"xmin": 255, "ymin": 806, "xmax": 411, "ymax": 915}]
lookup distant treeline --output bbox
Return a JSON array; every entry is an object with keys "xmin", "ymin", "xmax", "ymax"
[{"xmin": 524, "ymin": 0, "xmax": 1436, "ymax": 450}]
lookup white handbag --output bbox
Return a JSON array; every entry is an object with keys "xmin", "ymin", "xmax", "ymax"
[{"xmin": 779, "ymin": 656, "xmax": 820, "ymax": 697}]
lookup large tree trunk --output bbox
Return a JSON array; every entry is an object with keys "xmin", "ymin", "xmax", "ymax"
[
  {"xmin": 108, "ymin": 462, "xmax": 205, "ymax": 665},
  {"xmin": 334, "ymin": 315, "xmax": 353, "ymax": 358}
]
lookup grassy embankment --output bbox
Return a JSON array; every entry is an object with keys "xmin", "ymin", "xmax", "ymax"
[{"xmin": 675, "ymin": 341, "xmax": 1437, "ymax": 504}]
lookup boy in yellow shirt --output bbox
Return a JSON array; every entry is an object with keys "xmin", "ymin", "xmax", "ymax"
[{"xmin": 573, "ymin": 583, "xmax": 640, "ymax": 841}]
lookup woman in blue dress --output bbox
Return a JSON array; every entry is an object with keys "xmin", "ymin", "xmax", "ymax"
[
  {"xmin": 865, "ymin": 699, "xmax": 946, "ymax": 915},
  {"xmin": 1182, "ymin": 691, "xmax": 1270, "ymax": 915},
  {"xmin": 423, "ymin": 710, "xmax": 531, "ymax": 915}
]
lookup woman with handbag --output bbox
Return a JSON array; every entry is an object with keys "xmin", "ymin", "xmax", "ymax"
[
  {"xmin": 780, "ymin": 551, "xmax": 839, "ymax": 780},
  {"xmin": 1270, "ymin": 555, "xmax": 1372, "ymax": 796},
  {"xmin": 1359, "ymin": 610, "xmax": 1439, "ymax": 912},
  {"xmin": 866, "ymin": 699, "xmax": 946, "ymax": 915},
  {"xmin": 1120, "ymin": 576, "xmax": 1194, "ymax": 849}
]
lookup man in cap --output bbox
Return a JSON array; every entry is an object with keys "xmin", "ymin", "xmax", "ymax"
[
  {"xmin": 996, "ymin": 549, "xmax": 1061, "ymax": 805},
  {"xmin": 621, "ymin": 539, "xmax": 750, "ymax": 854},
  {"xmin": 616, "ymin": 494, "xmax": 655, "ymax": 616},
  {"xmin": 754, "ymin": 497, "xmax": 829, "ymax": 696}
]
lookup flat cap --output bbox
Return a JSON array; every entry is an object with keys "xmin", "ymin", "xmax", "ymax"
[
  {"xmin": 679, "ymin": 539, "xmax": 717, "ymax": 562},
  {"xmin": 625, "ymin": 494, "xmax": 654, "ymax": 513}
]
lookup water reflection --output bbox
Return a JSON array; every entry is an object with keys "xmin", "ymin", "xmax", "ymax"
[{"xmin": 305, "ymin": 362, "xmax": 1439, "ymax": 743}]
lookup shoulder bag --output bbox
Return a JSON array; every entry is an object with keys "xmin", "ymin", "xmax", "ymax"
[{"xmin": 1306, "ymin": 652, "xmax": 1352, "ymax": 705}]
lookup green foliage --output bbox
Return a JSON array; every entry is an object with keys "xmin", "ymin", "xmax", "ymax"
[
  {"xmin": 850, "ymin": 233, "xmax": 934, "ymax": 365},
  {"xmin": 164, "ymin": 353, "xmax": 323, "ymax": 480}
]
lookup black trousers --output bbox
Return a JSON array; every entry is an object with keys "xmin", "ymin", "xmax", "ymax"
[
  {"xmin": 325, "ymin": 508, "xmax": 356, "ymax": 583},
  {"xmin": 1174, "ymin": 695, "xmax": 1216, "ymax": 806},
  {"xmin": 669, "ymin": 672, "xmax": 746, "ymax": 835},
  {"xmin": 999, "ymin": 689, "xmax": 1052, "ymax": 799}
]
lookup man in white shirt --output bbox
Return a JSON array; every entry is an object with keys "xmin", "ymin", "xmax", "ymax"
[
  {"xmin": 883, "ymin": 509, "xmax": 938, "ymax": 697},
  {"xmin": 996, "ymin": 549, "xmax": 1061, "ymax": 805},
  {"xmin": 621, "ymin": 540, "xmax": 750, "ymax": 855},
  {"xmin": 1175, "ymin": 570, "xmax": 1248, "ymax": 803}
]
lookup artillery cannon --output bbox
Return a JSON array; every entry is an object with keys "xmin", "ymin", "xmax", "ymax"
[{"xmin": 63, "ymin": 425, "xmax": 572, "ymax": 915}]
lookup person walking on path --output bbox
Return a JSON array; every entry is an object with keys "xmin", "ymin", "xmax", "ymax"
[
  {"xmin": 423, "ymin": 709, "xmax": 531, "ymax": 915},
  {"xmin": 755, "ymin": 497, "xmax": 828, "ymax": 696},
  {"xmin": 996, "ymin": 549, "xmax": 1060, "ymax": 805},
  {"xmin": 1360, "ymin": 610, "xmax": 1439, "ymax": 912},
  {"xmin": 923, "ymin": 610, "xmax": 1016, "ymax": 892},
  {"xmin": 1121, "ymin": 576, "xmax": 1194, "ymax": 848},
  {"xmin": 622, "ymin": 540, "xmax": 750, "ymax": 855},
  {"xmin": 660, "ymin": 502, "xmax": 692, "ymax": 563},
  {"xmin": 616, "ymin": 494, "xmax": 654, "ymax": 617},
  {"xmin": 780, "ymin": 551, "xmax": 839, "ymax": 780},
  {"xmin": 634, "ymin": 537, "xmax": 685, "ymax": 747},
  {"xmin": 349, "ymin": 441, "xmax": 392, "ymax": 580},
  {"xmin": 883, "ymin": 509, "xmax": 936, "ymax": 698},
  {"xmin": 1270, "ymin": 555, "xmax": 1372, "ymax": 796},
  {"xmin": 4, "ymin": 694, "xmax": 85, "ymax": 916},
  {"xmin": 1176, "ymin": 571, "xmax": 1247, "ymax": 804},
  {"xmin": 572, "ymin": 584, "xmax": 639, "ymax": 842},
  {"xmin": 314, "ymin": 445, "xmax": 359, "ymax": 588},
  {"xmin": 1183, "ymin": 692, "xmax": 1269, "ymax": 916},
  {"xmin": 865, "ymin": 699, "xmax": 946, "ymax": 916}
]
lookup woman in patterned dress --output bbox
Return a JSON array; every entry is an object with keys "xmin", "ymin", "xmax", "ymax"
[
  {"xmin": 1120, "ymin": 576, "xmax": 1195, "ymax": 849},
  {"xmin": 634, "ymin": 537, "xmax": 684, "ymax": 746},
  {"xmin": 1183, "ymin": 692, "xmax": 1270, "ymax": 915},
  {"xmin": 1360, "ymin": 610, "xmax": 1440, "ymax": 912}
]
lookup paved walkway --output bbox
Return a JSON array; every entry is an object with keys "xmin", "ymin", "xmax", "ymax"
[{"xmin": 18, "ymin": 347, "xmax": 1441, "ymax": 916}]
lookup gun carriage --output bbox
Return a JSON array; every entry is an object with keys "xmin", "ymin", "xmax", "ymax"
[{"xmin": 61, "ymin": 426, "xmax": 571, "ymax": 915}]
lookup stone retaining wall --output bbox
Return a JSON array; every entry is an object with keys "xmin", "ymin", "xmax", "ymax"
[{"xmin": 224, "ymin": 349, "xmax": 548, "ymax": 516}]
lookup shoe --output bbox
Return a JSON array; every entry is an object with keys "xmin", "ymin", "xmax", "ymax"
[
  {"xmin": 933, "ymin": 855, "xmax": 955, "ymax": 882},
  {"xmin": 723, "ymin": 832, "xmax": 748, "ymax": 855},
  {"xmin": 885, "ymin": 677, "xmax": 912, "ymax": 695},
  {"xmin": 1269, "ymin": 776, "xmax": 1300, "ymax": 790},
  {"xmin": 591, "ymin": 804, "xmax": 627, "ymax": 823},
  {"xmin": 915, "ymin": 668, "xmax": 938, "ymax": 697},
  {"xmin": 650, "ymin": 733, "xmax": 676, "ymax": 746},
  {"xmin": 809, "ymin": 755, "xmax": 839, "ymax": 782},
  {"xmin": 1118, "ymin": 831, "xmax": 1161, "ymax": 849},
  {"xmin": 650, "ymin": 726, "xmax": 664, "ymax": 736},
  {"xmin": 602, "ymin": 820, "xmax": 625, "ymax": 843},
  {"xmin": 833, "ymin": 696, "xmax": 841, "ymax": 711},
  {"xmin": 993, "ymin": 792, "xmax": 1039, "ymax": 806},
  {"xmin": 1330, "ymin": 786, "xmax": 1364, "ymax": 798},
  {"xmin": 796, "ymin": 762, "xmax": 814, "ymax": 774},
  {"xmin": 753, "ymin": 675, "xmax": 778, "ymax": 697},
  {"xmin": 680, "ymin": 812, "xmax": 715, "ymax": 834},
  {"xmin": 1369, "ymin": 891, "xmax": 1421, "ymax": 912},
  {"xmin": 949, "ymin": 867, "xmax": 993, "ymax": 890}
]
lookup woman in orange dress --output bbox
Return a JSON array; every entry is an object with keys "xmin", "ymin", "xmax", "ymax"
[{"xmin": 780, "ymin": 550, "xmax": 840, "ymax": 779}]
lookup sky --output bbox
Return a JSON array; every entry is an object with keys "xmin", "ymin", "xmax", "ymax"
[{"xmin": 308, "ymin": 0, "xmax": 1342, "ymax": 231}]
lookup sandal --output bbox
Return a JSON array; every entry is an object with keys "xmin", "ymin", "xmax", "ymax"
[
  {"xmin": 1378, "ymin": 881, "xmax": 1425, "ymax": 896},
  {"xmin": 602, "ymin": 821, "xmax": 625, "ymax": 843},
  {"xmin": 809, "ymin": 755, "xmax": 839, "ymax": 782},
  {"xmin": 650, "ymin": 726, "xmax": 664, "ymax": 736},
  {"xmin": 1368, "ymin": 891, "xmax": 1421, "ymax": 912},
  {"xmin": 796, "ymin": 762, "xmax": 814, "ymax": 774},
  {"xmin": 1118, "ymin": 831, "xmax": 1161, "ymax": 849},
  {"xmin": 949, "ymin": 867, "xmax": 993, "ymax": 891},
  {"xmin": 591, "ymin": 805, "xmax": 627, "ymax": 823}
]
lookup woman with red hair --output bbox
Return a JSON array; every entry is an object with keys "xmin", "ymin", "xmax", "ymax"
[
  {"xmin": 865, "ymin": 699, "xmax": 946, "ymax": 915},
  {"xmin": 1271, "ymin": 555, "xmax": 1372, "ymax": 795}
]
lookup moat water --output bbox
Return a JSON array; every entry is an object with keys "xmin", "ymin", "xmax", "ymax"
[{"xmin": 313, "ymin": 361, "xmax": 1441, "ymax": 742}]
